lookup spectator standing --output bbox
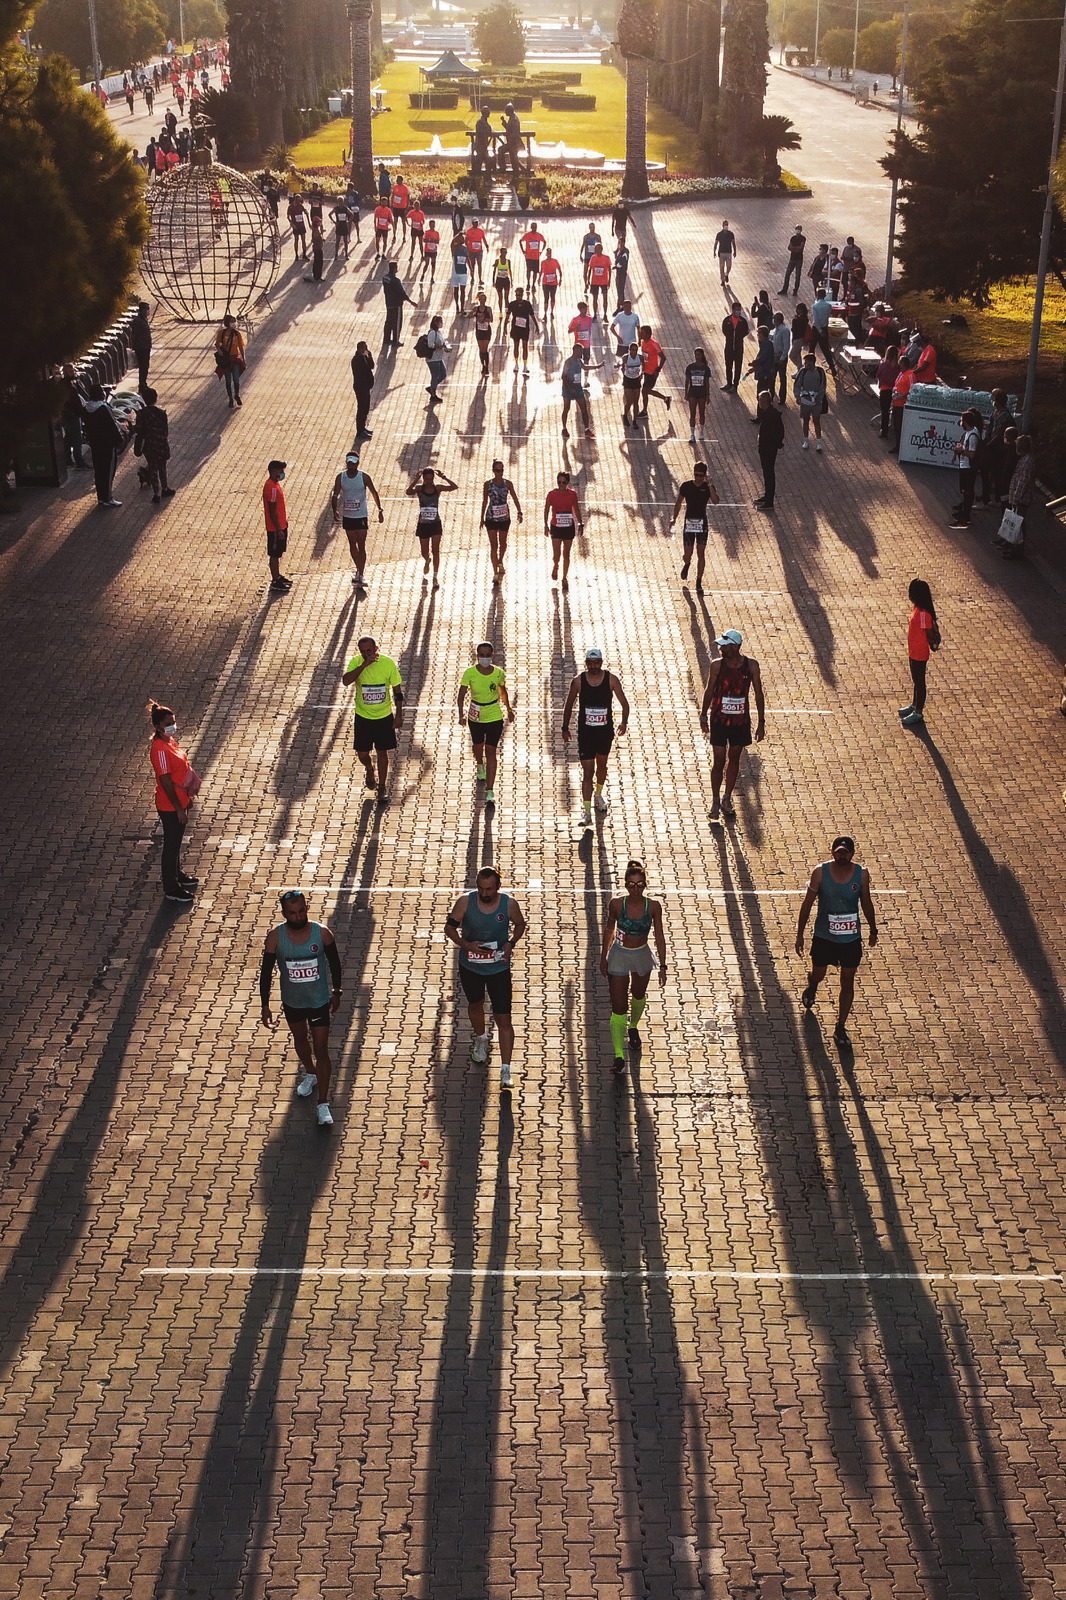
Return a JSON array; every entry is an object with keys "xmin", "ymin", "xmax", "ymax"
[
  {"xmin": 900, "ymin": 579, "xmax": 938, "ymax": 727},
  {"xmin": 790, "ymin": 302, "xmax": 810, "ymax": 369},
  {"xmin": 59, "ymin": 364, "xmax": 89, "ymax": 469},
  {"xmin": 382, "ymin": 261, "xmax": 415, "ymax": 346},
  {"xmin": 133, "ymin": 387, "xmax": 174, "ymax": 502},
  {"xmin": 890, "ymin": 363, "xmax": 915, "ymax": 453},
  {"xmin": 877, "ymin": 345, "xmax": 899, "ymax": 438},
  {"xmin": 844, "ymin": 276, "xmax": 867, "ymax": 344},
  {"xmin": 781, "ymin": 225, "xmax": 806, "ymax": 294},
  {"xmin": 263, "ymin": 460, "xmax": 292, "ymax": 592},
  {"xmin": 750, "ymin": 290, "xmax": 774, "ymax": 331},
  {"xmin": 351, "ymin": 340, "xmax": 375, "ymax": 438},
  {"xmin": 793, "ymin": 352, "xmax": 828, "ymax": 451},
  {"xmin": 771, "ymin": 313, "xmax": 791, "ymax": 404},
  {"xmin": 720, "ymin": 301, "xmax": 749, "ymax": 393},
  {"xmin": 214, "ymin": 313, "xmax": 245, "ymax": 408},
  {"xmin": 839, "ymin": 236, "xmax": 862, "ymax": 292},
  {"xmin": 82, "ymin": 382, "xmax": 124, "ymax": 506},
  {"xmin": 983, "ymin": 389, "xmax": 1011, "ymax": 505},
  {"xmin": 754, "ymin": 390, "xmax": 785, "ymax": 511},
  {"xmin": 997, "ymin": 433, "xmax": 1034, "ymax": 560},
  {"xmin": 809, "ymin": 288, "xmax": 837, "ymax": 376},
  {"xmin": 806, "ymin": 243, "xmax": 829, "ymax": 293},
  {"xmin": 148, "ymin": 700, "xmax": 199, "ymax": 903},
  {"xmin": 949, "ymin": 408, "xmax": 982, "ymax": 528},
  {"xmin": 130, "ymin": 302, "xmax": 152, "ymax": 393},
  {"xmin": 613, "ymin": 240, "xmax": 630, "ymax": 311}
]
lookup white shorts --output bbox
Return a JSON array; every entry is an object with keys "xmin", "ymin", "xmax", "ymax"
[{"xmin": 606, "ymin": 942, "xmax": 656, "ymax": 977}]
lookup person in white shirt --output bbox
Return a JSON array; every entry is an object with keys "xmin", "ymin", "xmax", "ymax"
[
  {"xmin": 424, "ymin": 316, "xmax": 451, "ymax": 403},
  {"xmin": 610, "ymin": 300, "xmax": 640, "ymax": 357},
  {"xmin": 770, "ymin": 313, "xmax": 791, "ymax": 405}
]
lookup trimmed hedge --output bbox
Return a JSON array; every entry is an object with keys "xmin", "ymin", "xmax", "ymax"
[
  {"xmin": 540, "ymin": 92, "xmax": 596, "ymax": 110},
  {"xmin": 469, "ymin": 92, "xmax": 534, "ymax": 110},
  {"xmin": 408, "ymin": 91, "xmax": 460, "ymax": 108},
  {"xmin": 531, "ymin": 70, "xmax": 582, "ymax": 85}
]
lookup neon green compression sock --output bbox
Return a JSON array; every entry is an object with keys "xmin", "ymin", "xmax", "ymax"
[
  {"xmin": 629, "ymin": 997, "xmax": 646, "ymax": 1030},
  {"xmin": 610, "ymin": 1013, "xmax": 627, "ymax": 1056}
]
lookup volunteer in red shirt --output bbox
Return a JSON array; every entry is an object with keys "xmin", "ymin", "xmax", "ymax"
[
  {"xmin": 419, "ymin": 219, "xmax": 440, "ymax": 288},
  {"xmin": 568, "ymin": 302, "xmax": 595, "ymax": 367},
  {"xmin": 373, "ymin": 200, "xmax": 393, "ymax": 258},
  {"xmin": 407, "ymin": 201, "xmax": 426, "ymax": 263},
  {"xmin": 639, "ymin": 325, "xmax": 671, "ymax": 418},
  {"xmin": 543, "ymin": 470, "xmax": 584, "ymax": 592},
  {"xmin": 263, "ymin": 459, "xmax": 292, "ymax": 593},
  {"xmin": 587, "ymin": 244, "xmax": 612, "ymax": 321},
  {"xmin": 890, "ymin": 365, "xmax": 916, "ymax": 454},
  {"xmin": 540, "ymin": 248, "xmax": 561, "ymax": 318},
  {"xmin": 390, "ymin": 175, "xmax": 410, "ymax": 239},
  {"xmin": 148, "ymin": 699, "xmax": 200, "ymax": 902},
  {"xmin": 520, "ymin": 222, "xmax": 546, "ymax": 286},
  {"xmin": 465, "ymin": 217, "xmax": 488, "ymax": 284}
]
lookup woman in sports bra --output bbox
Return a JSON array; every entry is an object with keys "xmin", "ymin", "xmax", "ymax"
[
  {"xmin": 493, "ymin": 250, "xmax": 513, "ymax": 313},
  {"xmin": 405, "ymin": 465, "xmax": 458, "ymax": 589},
  {"xmin": 480, "ymin": 459, "xmax": 523, "ymax": 583},
  {"xmin": 599, "ymin": 860, "xmax": 667, "ymax": 1075},
  {"xmin": 466, "ymin": 290, "xmax": 494, "ymax": 376}
]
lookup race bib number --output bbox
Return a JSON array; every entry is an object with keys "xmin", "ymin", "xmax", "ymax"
[
  {"xmin": 468, "ymin": 703, "xmax": 481, "ymax": 723},
  {"xmin": 419, "ymin": 505, "xmax": 438, "ymax": 522},
  {"xmin": 467, "ymin": 942, "xmax": 498, "ymax": 963},
  {"xmin": 488, "ymin": 509, "xmax": 508, "ymax": 522},
  {"xmin": 828, "ymin": 913, "xmax": 859, "ymax": 938},
  {"xmin": 554, "ymin": 512, "xmax": 573, "ymax": 528},
  {"xmin": 361, "ymin": 684, "xmax": 387, "ymax": 706},
  {"xmin": 720, "ymin": 695, "xmax": 747, "ymax": 717},
  {"xmin": 584, "ymin": 707, "xmax": 608, "ymax": 727},
  {"xmin": 690, "ymin": 372, "xmax": 705, "ymax": 387},
  {"xmin": 285, "ymin": 958, "xmax": 319, "ymax": 984},
  {"xmin": 684, "ymin": 518, "xmax": 704, "ymax": 534}
]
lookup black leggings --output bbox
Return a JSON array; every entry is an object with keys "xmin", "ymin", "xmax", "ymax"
[
  {"xmin": 158, "ymin": 808, "xmax": 187, "ymax": 893},
  {"xmin": 909, "ymin": 657, "xmax": 927, "ymax": 713}
]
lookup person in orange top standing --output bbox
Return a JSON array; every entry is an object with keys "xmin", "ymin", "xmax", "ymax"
[
  {"xmin": 587, "ymin": 242, "xmax": 613, "ymax": 324},
  {"xmin": 900, "ymin": 578, "xmax": 938, "ymax": 728},
  {"xmin": 465, "ymin": 215, "xmax": 488, "ymax": 285},
  {"xmin": 263, "ymin": 459, "xmax": 292, "ymax": 594},
  {"xmin": 148, "ymin": 699, "xmax": 200, "ymax": 903},
  {"xmin": 638, "ymin": 325, "xmax": 671, "ymax": 419},
  {"xmin": 419, "ymin": 218, "xmax": 441, "ymax": 290},
  {"xmin": 520, "ymin": 221, "xmax": 546, "ymax": 288},
  {"xmin": 390, "ymin": 174, "xmax": 410, "ymax": 240},
  {"xmin": 407, "ymin": 199, "xmax": 426, "ymax": 265},
  {"xmin": 373, "ymin": 199, "xmax": 393, "ymax": 259},
  {"xmin": 539, "ymin": 247, "xmax": 561, "ymax": 319}
]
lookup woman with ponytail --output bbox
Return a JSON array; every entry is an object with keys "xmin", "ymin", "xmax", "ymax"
[
  {"xmin": 599, "ymin": 861, "xmax": 667, "ymax": 1076},
  {"xmin": 148, "ymin": 700, "xmax": 200, "ymax": 902}
]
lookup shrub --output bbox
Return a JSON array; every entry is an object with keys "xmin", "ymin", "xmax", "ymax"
[
  {"xmin": 470, "ymin": 92, "xmax": 533, "ymax": 110},
  {"xmin": 541, "ymin": 92, "xmax": 596, "ymax": 110},
  {"xmin": 198, "ymin": 86, "xmax": 258, "ymax": 163},
  {"xmin": 472, "ymin": 2, "xmax": 526, "ymax": 67},
  {"xmin": 408, "ymin": 91, "xmax": 460, "ymax": 108}
]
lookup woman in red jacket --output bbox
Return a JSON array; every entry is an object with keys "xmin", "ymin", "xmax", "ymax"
[{"xmin": 148, "ymin": 700, "xmax": 200, "ymax": 902}]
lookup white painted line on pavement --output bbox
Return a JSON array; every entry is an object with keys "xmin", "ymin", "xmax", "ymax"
[
  {"xmin": 264, "ymin": 886, "xmax": 906, "ymax": 896},
  {"xmin": 141, "ymin": 1266, "xmax": 1066, "ymax": 1285}
]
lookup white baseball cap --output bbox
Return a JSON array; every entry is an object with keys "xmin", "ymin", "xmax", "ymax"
[{"xmin": 715, "ymin": 628, "xmax": 742, "ymax": 647}]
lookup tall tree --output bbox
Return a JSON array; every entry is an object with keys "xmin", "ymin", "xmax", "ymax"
[
  {"xmin": 347, "ymin": 0, "xmax": 374, "ymax": 193},
  {"xmin": 226, "ymin": 0, "xmax": 285, "ymax": 151},
  {"xmin": 719, "ymin": 0, "xmax": 768, "ymax": 174},
  {"xmin": 617, "ymin": 0, "xmax": 658, "ymax": 199},
  {"xmin": 882, "ymin": 0, "xmax": 1063, "ymax": 304},
  {"xmin": 699, "ymin": 0, "xmax": 722, "ymax": 162},
  {"xmin": 30, "ymin": 0, "xmax": 166, "ymax": 75}
]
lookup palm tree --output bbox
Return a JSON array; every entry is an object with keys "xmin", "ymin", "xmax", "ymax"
[
  {"xmin": 347, "ymin": 0, "xmax": 375, "ymax": 194},
  {"xmin": 720, "ymin": 0, "xmax": 769, "ymax": 174},
  {"xmin": 760, "ymin": 113, "xmax": 801, "ymax": 185},
  {"xmin": 617, "ymin": 0, "xmax": 659, "ymax": 200}
]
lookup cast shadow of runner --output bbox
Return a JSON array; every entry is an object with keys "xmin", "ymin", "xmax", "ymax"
[{"xmin": 712, "ymin": 826, "xmax": 1029, "ymax": 1597}]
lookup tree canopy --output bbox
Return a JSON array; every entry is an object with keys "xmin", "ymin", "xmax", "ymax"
[
  {"xmin": 882, "ymin": 0, "xmax": 1064, "ymax": 304},
  {"xmin": 30, "ymin": 0, "xmax": 167, "ymax": 77},
  {"xmin": 857, "ymin": 19, "xmax": 898, "ymax": 77},
  {"xmin": 472, "ymin": 1, "xmax": 526, "ymax": 67}
]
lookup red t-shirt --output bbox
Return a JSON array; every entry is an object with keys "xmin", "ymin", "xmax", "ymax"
[
  {"xmin": 540, "ymin": 258, "xmax": 560, "ymax": 286},
  {"xmin": 151, "ymin": 735, "xmax": 191, "ymax": 813},
  {"xmin": 408, "ymin": 208, "xmax": 425, "ymax": 231},
  {"xmin": 588, "ymin": 252, "xmax": 611, "ymax": 286},
  {"xmin": 391, "ymin": 182, "xmax": 409, "ymax": 210},
  {"xmin": 641, "ymin": 337, "xmax": 663, "ymax": 376},
  {"xmin": 423, "ymin": 227, "xmax": 439, "ymax": 256},
  {"xmin": 374, "ymin": 204, "xmax": 392, "ymax": 230},
  {"xmin": 908, "ymin": 606, "xmax": 933, "ymax": 663},
  {"xmin": 568, "ymin": 314, "xmax": 593, "ymax": 348},
  {"xmin": 466, "ymin": 225, "xmax": 487, "ymax": 253},
  {"xmin": 521, "ymin": 231, "xmax": 545, "ymax": 259},
  {"xmin": 263, "ymin": 478, "xmax": 286, "ymax": 532},
  {"xmin": 545, "ymin": 487, "xmax": 579, "ymax": 530}
]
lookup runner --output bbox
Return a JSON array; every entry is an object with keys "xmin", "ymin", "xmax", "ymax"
[
  {"xmin": 639, "ymin": 325, "xmax": 671, "ymax": 418},
  {"xmin": 599, "ymin": 860, "xmax": 667, "ymax": 1075},
  {"xmin": 613, "ymin": 239, "xmax": 630, "ymax": 312},
  {"xmin": 341, "ymin": 633, "xmax": 404, "ymax": 798},
  {"xmin": 610, "ymin": 299, "xmax": 640, "ymax": 358},
  {"xmin": 519, "ymin": 220, "xmax": 546, "ymax": 287},
  {"xmin": 406, "ymin": 465, "xmax": 458, "ymax": 587},
  {"xmin": 373, "ymin": 197, "xmax": 392, "ymax": 259},
  {"xmin": 794, "ymin": 836, "xmax": 878, "ymax": 1048},
  {"xmin": 480, "ymin": 459, "xmax": 523, "ymax": 581},
  {"xmin": 540, "ymin": 247, "xmax": 561, "ymax": 318},
  {"xmin": 458, "ymin": 640, "xmax": 515, "ymax": 806},
  {"xmin": 287, "ymin": 192, "xmax": 308, "ymax": 261},
  {"xmin": 444, "ymin": 867, "xmax": 526, "ymax": 1087},
  {"xmin": 465, "ymin": 214, "xmax": 487, "ymax": 285},
  {"xmin": 684, "ymin": 347, "xmax": 712, "ymax": 441},
  {"xmin": 560, "ymin": 346, "xmax": 600, "ymax": 441},
  {"xmin": 579, "ymin": 221, "xmax": 602, "ymax": 289},
  {"xmin": 330, "ymin": 198, "xmax": 352, "ymax": 260},
  {"xmin": 561, "ymin": 647, "xmax": 630, "ymax": 825},
  {"xmin": 587, "ymin": 240, "xmax": 613, "ymax": 323},
  {"xmin": 390, "ymin": 173, "xmax": 410, "ymax": 239},
  {"xmin": 492, "ymin": 247, "xmax": 513, "ymax": 314},
  {"xmin": 544, "ymin": 468, "xmax": 585, "ymax": 586},
  {"xmin": 449, "ymin": 232, "xmax": 470, "ymax": 313},
  {"xmin": 330, "ymin": 450, "xmax": 384, "ymax": 590},
  {"xmin": 466, "ymin": 290, "xmax": 494, "ymax": 377},
  {"xmin": 568, "ymin": 301, "xmax": 595, "ymax": 367},
  {"xmin": 698, "ymin": 629, "xmax": 765, "ymax": 819},
  {"xmin": 671, "ymin": 459, "xmax": 720, "ymax": 592},
  {"xmin": 407, "ymin": 197, "xmax": 426, "ymax": 264},
  {"xmin": 419, "ymin": 217, "xmax": 440, "ymax": 290},
  {"xmin": 504, "ymin": 285, "xmax": 539, "ymax": 374},
  {"xmin": 619, "ymin": 342, "xmax": 644, "ymax": 427},
  {"xmin": 260, "ymin": 892, "xmax": 342, "ymax": 1127}
]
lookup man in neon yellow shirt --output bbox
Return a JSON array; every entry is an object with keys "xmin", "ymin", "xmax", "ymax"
[
  {"xmin": 457, "ymin": 641, "xmax": 514, "ymax": 807},
  {"xmin": 342, "ymin": 634, "xmax": 403, "ymax": 800}
]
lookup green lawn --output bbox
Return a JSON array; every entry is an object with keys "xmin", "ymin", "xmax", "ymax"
[{"xmin": 290, "ymin": 61, "xmax": 708, "ymax": 171}]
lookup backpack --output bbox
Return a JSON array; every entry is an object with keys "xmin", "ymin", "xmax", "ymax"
[{"xmin": 414, "ymin": 334, "xmax": 432, "ymax": 359}]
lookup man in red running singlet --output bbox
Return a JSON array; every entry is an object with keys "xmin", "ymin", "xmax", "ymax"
[{"xmin": 698, "ymin": 628, "xmax": 765, "ymax": 820}]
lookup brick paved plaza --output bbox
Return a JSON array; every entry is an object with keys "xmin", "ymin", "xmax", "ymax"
[{"xmin": 1, "ymin": 73, "xmax": 1066, "ymax": 1600}]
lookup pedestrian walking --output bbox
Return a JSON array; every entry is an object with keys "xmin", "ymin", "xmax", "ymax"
[
  {"xmin": 699, "ymin": 630, "xmax": 766, "ymax": 819},
  {"xmin": 721, "ymin": 302, "xmax": 749, "ymax": 393},
  {"xmin": 794, "ymin": 352, "xmax": 828, "ymax": 450},
  {"xmin": 331, "ymin": 449, "xmax": 383, "ymax": 589},
  {"xmin": 560, "ymin": 345, "xmax": 600, "ymax": 440},
  {"xmin": 458, "ymin": 641, "xmax": 514, "ymax": 807},
  {"xmin": 341, "ymin": 634, "xmax": 404, "ymax": 798},
  {"xmin": 148, "ymin": 699, "xmax": 200, "ymax": 903},
  {"xmin": 754, "ymin": 390, "xmax": 785, "ymax": 511},
  {"xmin": 613, "ymin": 240, "xmax": 630, "ymax": 311},
  {"xmin": 418, "ymin": 315, "xmax": 451, "ymax": 403},
  {"xmin": 684, "ymin": 346, "xmax": 712, "ymax": 440},
  {"xmin": 808, "ymin": 288, "xmax": 837, "ymax": 376},
  {"xmin": 133, "ymin": 387, "xmax": 174, "ymax": 503},
  {"xmin": 449, "ymin": 232, "xmax": 470, "ymax": 313},
  {"xmin": 406, "ymin": 465, "xmax": 458, "ymax": 587},
  {"xmin": 672, "ymin": 459, "xmax": 720, "ymax": 591},
  {"xmin": 444, "ymin": 866, "xmax": 526, "ymax": 1088},
  {"xmin": 130, "ymin": 302, "xmax": 152, "ymax": 393},
  {"xmin": 795, "ymin": 836, "xmax": 878, "ymax": 1049},
  {"xmin": 877, "ymin": 344, "xmax": 899, "ymax": 438},
  {"xmin": 351, "ymin": 340, "xmax": 375, "ymax": 437},
  {"xmin": 214, "ymin": 313, "xmax": 245, "ymax": 408},
  {"xmin": 382, "ymin": 261, "xmax": 415, "ymax": 346},
  {"xmin": 899, "ymin": 578, "xmax": 939, "ymax": 727},
  {"xmin": 544, "ymin": 469, "xmax": 584, "ymax": 587},
  {"xmin": 59, "ymin": 363, "xmax": 89, "ymax": 469},
  {"xmin": 600, "ymin": 860, "xmax": 667, "ymax": 1076},
  {"xmin": 561, "ymin": 649, "xmax": 630, "ymax": 826},
  {"xmin": 260, "ymin": 891, "xmax": 343, "ymax": 1127},
  {"xmin": 480, "ymin": 459, "xmax": 522, "ymax": 581},
  {"xmin": 610, "ymin": 198, "xmax": 632, "ymax": 247},
  {"xmin": 714, "ymin": 219, "xmax": 737, "ymax": 285},
  {"xmin": 949, "ymin": 408, "xmax": 982, "ymax": 528},
  {"xmin": 781, "ymin": 224, "xmax": 806, "ymax": 294},
  {"xmin": 996, "ymin": 433, "xmax": 1034, "ymax": 561},
  {"xmin": 82, "ymin": 383, "xmax": 124, "ymax": 506}
]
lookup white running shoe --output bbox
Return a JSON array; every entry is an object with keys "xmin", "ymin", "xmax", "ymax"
[
  {"xmin": 594, "ymin": 792, "xmax": 608, "ymax": 812},
  {"xmin": 471, "ymin": 1034, "xmax": 488, "ymax": 1063},
  {"xmin": 316, "ymin": 1103, "xmax": 333, "ymax": 1126},
  {"xmin": 297, "ymin": 1071, "xmax": 317, "ymax": 1097},
  {"xmin": 500, "ymin": 1063, "xmax": 512, "ymax": 1087},
  {"xmin": 689, "ymin": 430, "xmax": 696, "ymax": 442},
  {"xmin": 801, "ymin": 439, "xmax": 810, "ymax": 450}
]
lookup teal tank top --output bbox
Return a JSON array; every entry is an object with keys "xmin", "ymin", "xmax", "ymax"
[
  {"xmin": 276, "ymin": 921, "xmax": 332, "ymax": 1008},
  {"xmin": 459, "ymin": 893, "xmax": 511, "ymax": 974},
  {"xmin": 617, "ymin": 895, "xmax": 652, "ymax": 937},
  {"xmin": 813, "ymin": 864, "xmax": 863, "ymax": 943}
]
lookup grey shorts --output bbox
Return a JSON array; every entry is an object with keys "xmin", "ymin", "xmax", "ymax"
[{"xmin": 606, "ymin": 942, "xmax": 656, "ymax": 977}]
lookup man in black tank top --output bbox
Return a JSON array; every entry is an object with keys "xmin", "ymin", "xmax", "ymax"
[
  {"xmin": 698, "ymin": 628, "xmax": 765, "ymax": 820},
  {"xmin": 560, "ymin": 648, "xmax": 630, "ymax": 827}
]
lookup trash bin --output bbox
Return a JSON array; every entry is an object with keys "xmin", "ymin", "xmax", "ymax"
[
  {"xmin": 15, "ymin": 417, "xmax": 68, "ymax": 488},
  {"xmin": 328, "ymin": 94, "xmax": 343, "ymax": 115}
]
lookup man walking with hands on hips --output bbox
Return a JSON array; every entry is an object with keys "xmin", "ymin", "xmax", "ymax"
[
  {"xmin": 260, "ymin": 891, "xmax": 343, "ymax": 1127},
  {"xmin": 794, "ymin": 836, "xmax": 878, "ymax": 1049},
  {"xmin": 699, "ymin": 629, "xmax": 765, "ymax": 820},
  {"xmin": 445, "ymin": 867, "xmax": 526, "ymax": 1088}
]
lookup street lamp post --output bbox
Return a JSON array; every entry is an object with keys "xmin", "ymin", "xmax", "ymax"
[
  {"xmin": 347, "ymin": 0, "xmax": 375, "ymax": 196},
  {"xmin": 1021, "ymin": 1, "xmax": 1066, "ymax": 432},
  {"xmin": 884, "ymin": 0, "xmax": 908, "ymax": 298},
  {"xmin": 851, "ymin": 0, "xmax": 860, "ymax": 83},
  {"xmin": 87, "ymin": 0, "xmax": 103, "ymax": 96},
  {"xmin": 813, "ymin": 0, "xmax": 821, "ymax": 68}
]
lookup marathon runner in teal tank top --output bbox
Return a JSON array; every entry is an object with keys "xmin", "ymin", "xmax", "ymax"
[
  {"xmin": 444, "ymin": 866, "xmax": 526, "ymax": 1087},
  {"xmin": 260, "ymin": 891, "xmax": 344, "ymax": 1125},
  {"xmin": 794, "ymin": 836, "xmax": 878, "ymax": 1050}
]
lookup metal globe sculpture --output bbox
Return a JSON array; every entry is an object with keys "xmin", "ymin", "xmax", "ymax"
[{"xmin": 142, "ymin": 156, "xmax": 280, "ymax": 323}]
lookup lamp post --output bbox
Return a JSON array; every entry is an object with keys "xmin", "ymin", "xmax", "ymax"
[
  {"xmin": 851, "ymin": 0, "xmax": 860, "ymax": 82},
  {"xmin": 1021, "ymin": 1, "xmax": 1066, "ymax": 432},
  {"xmin": 347, "ymin": 0, "xmax": 375, "ymax": 196},
  {"xmin": 87, "ymin": 0, "xmax": 103, "ymax": 97},
  {"xmin": 813, "ymin": 0, "xmax": 821, "ymax": 68},
  {"xmin": 883, "ymin": 0, "xmax": 908, "ymax": 298}
]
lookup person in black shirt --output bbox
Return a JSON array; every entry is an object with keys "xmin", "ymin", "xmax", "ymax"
[
  {"xmin": 781, "ymin": 226, "xmax": 806, "ymax": 295},
  {"xmin": 754, "ymin": 390, "xmax": 785, "ymax": 512},
  {"xmin": 684, "ymin": 347, "xmax": 712, "ymax": 441},
  {"xmin": 671, "ymin": 460, "xmax": 720, "ymax": 593},
  {"xmin": 721, "ymin": 303, "xmax": 750, "ymax": 392},
  {"xmin": 714, "ymin": 220, "xmax": 737, "ymax": 285},
  {"xmin": 611, "ymin": 199, "xmax": 632, "ymax": 246},
  {"xmin": 504, "ymin": 289, "xmax": 539, "ymax": 374},
  {"xmin": 351, "ymin": 340, "xmax": 375, "ymax": 438}
]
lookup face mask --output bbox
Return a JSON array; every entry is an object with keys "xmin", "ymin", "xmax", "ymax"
[
  {"xmin": 163, "ymin": 723, "xmax": 177, "ymax": 736},
  {"xmin": 477, "ymin": 654, "xmax": 492, "ymax": 665},
  {"xmin": 278, "ymin": 472, "xmax": 286, "ymax": 482}
]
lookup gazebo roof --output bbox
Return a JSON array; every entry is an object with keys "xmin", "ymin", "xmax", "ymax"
[{"xmin": 423, "ymin": 50, "xmax": 479, "ymax": 79}]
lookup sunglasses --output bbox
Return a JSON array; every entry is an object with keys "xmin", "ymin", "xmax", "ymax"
[{"xmin": 279, "ymin": 890, "xmax": 306, "ymax": 904}]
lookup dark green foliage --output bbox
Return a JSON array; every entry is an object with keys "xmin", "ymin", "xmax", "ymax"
[
  {"xmin": 819, "ymin": 27, "xmax": 852, "ymax": 70},
  {"xmin": 540, "ymin": 92, "xmax": 596, "ymax": 110},
  {"xmin": 472, "ymin": 2, "xmax": 527, "ymax": 68},
  {"xmin": 857, "ymin": 19, "xmax": 899, "ymax": 76},
  {"xmin": 408, "ymin": 91, "xmax": 460, "ymax": 108},
  {"xmin": 720, "ymin": 0, "xmax": 768, "ymax": 173},
  {"xmin": 30, "ymin": 0, "xmax": 166, "ymax": 75},
  {"xmin": 198, "ymin": 85, "xmax": 258, "ymax": 162},
  {"xmin": 760, "ymin": 112, "xmax": 800, "ymax": 183},
  {"xmin": 882, "ymin": 0, "xmax": 1063, "ymax": 304}
]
